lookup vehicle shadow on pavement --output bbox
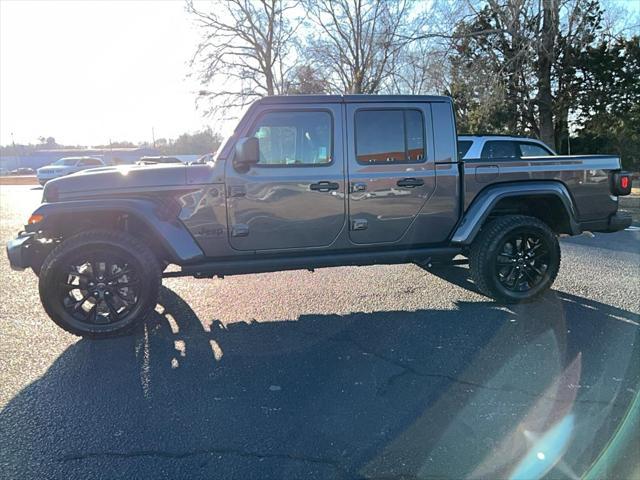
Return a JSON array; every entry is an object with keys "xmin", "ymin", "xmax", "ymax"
[{"xmin": 0, "ymin": 286, "xmax": 638, "ymax": 480}]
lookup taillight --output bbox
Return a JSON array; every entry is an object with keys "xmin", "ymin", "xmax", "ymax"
[
  {"xmin": 620, "ymin": 176, "xmax": 629, "ymax": 190},
  {"xmin": 611, "ymin": 171, "xmax": 632, "ymax": 196}
]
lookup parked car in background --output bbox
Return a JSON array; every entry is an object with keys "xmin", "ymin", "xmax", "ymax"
[
  {"xmin": 191, "ymin": 153, "xmax": 214, "ymax": 164},
  {"xmin": 136, "ymin": 156, "xmax": 182, "ymax": 165},
  {"xmin": 458, "ymin": 135, "xmax": 556, "ymax": 160},
  {"xmin": 9, "ymin": 167, "xmax": 36, "ymax": 176},
  {"xmin": 36, "ymin": 157, "xmax": 104, "ymax": 185}
]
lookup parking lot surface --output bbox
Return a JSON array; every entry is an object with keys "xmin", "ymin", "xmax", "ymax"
[{"xmin": 0, "ymin": 185, "xmax": 638, "ymax": 479}]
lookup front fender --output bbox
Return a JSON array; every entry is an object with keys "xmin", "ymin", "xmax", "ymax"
[
  {"xmin": 27, "ymin": 199, "xmax": 205, "ymax": 264},
  {"xmin": 451, "ymin": 181, "xmax": 580, "ymax": 245}
]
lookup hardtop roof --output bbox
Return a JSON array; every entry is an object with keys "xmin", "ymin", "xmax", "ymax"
[{"xmin": 257, "ymin": 94, "xmax": 453, "ymax": 105}]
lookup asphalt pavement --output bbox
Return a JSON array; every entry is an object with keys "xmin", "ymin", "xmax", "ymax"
[{"xmin": 0, "ymin": 185, "xmax": 638, "ymax": 480}]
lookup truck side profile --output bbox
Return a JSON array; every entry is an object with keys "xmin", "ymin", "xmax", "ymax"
[{"xmin": 6, "ymin": 95, "xmax": 633, "ymax": 337}]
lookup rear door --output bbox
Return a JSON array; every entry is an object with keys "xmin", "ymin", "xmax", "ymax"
[
  {"xmin": 346, "ymin": 103, "xmax": 435, "ymax": 244},
  {"xmin": 225, "ymin": 104, "xmax": 346, "ymax": 251}
]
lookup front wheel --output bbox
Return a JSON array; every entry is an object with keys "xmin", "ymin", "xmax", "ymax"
[
  {"xmin": 38, "ymin": 230, "xmax": 161, "ymax": 338},
  {"xmin": 469, "ymin": 215, "xmax": 561, "ymax": 303}
]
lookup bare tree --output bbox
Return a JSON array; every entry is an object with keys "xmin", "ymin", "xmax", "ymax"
[
  {"xmin": 303, "ymin": 0, "xmax": 423, "ymax": 94},
  {"xmin": 388, "ymin": 0, "xmax": 474, "ymax": 95},
  {"xmin": 287, "ymin": 64, "xmax": 332, "ymax": 94},
  {"xmin": 187, "ymin": 0, "xmax": 301, "ymax": 115}
]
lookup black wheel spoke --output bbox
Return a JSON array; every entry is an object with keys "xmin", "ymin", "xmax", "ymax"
[
  {"xmin": 71, "ymin": 294, "xmax": 90, "ymax": 311},
  {"xmin": 497, "ymin": 253, "xmax": 515, "ymax": 264},
  {"xmin": 61, "ymin": 281, "xmax": 81, "ymax": 291},
  {"xmin": 86, "ymin": 303, "xmax": 98, "ymax": 323},
  {"xmin": 521, "ymin": 266, "xmax": 537, "ymax": 284},
  {"xmin": 106, "ymin": 268, "xmax": 132, "ymax": 283},
  {"xmin": 105, "ymin": 297, "xmax": 121, "ymax": 320}
]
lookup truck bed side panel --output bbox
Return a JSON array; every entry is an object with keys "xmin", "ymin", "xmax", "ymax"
[{"xmin": 463, "ymin": 155, "xmax": 620, "ymax": 221}]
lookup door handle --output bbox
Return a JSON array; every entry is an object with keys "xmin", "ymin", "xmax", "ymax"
[
  {"xmin": 396, "ymin": 178, "xmax": 424, "ymax": 188},
  {"xmin": 310, "ymin": 181, "xmax": 339, "ymax": 192}
]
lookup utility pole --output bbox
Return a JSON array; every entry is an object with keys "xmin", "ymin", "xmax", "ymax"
[{"xmin": 152, "ymin": 127, "xmax": 156, "ymax": 148}]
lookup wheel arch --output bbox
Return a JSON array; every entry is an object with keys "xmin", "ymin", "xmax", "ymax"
[
  {"xmin": 28, "ymin": 199, "xmax": 204, "ymax": 266},
  {"xmin": 452, "ymin": 181, "xmax": 580, "ymax": 245}
]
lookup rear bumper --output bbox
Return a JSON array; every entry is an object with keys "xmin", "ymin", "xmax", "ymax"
[
  {"xmin": 6, "ymin": 232, "xmax": 35, "ymax": 271},
  {"xmin": 579, "ymin": 212, "xmax": 632, "ymax": 234},
  {"xmin": 606, "ymin": 212, "xmax": 633, "ymax": 232}
]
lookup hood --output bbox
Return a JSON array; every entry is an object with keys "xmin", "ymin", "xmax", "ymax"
[{"xmin": 43, "ymin": 164, "xmax": 187, "ymax": 201}]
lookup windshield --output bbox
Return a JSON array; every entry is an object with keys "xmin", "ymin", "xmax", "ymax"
[{"xmin": 51, "ymin": 158, "xmax": 77, "ymax": 166}]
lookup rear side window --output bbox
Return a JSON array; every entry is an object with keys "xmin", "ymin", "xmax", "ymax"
[
  {"xmin": 355, "ymin": 109, "xmax": 425, "ymax": 164},
  {"xmin": 79, "ymin": 159, "xmax": 102, "ymax": 166},
  {"xmin": 251, "ymin": 111, "xmax": 332, "ymax": 166},
  {"xmin": 457, "ymin": 140, "xmax": 473, "ymax": 159},
  {"xmin": 519, "ymin": 142, "xmax": 552, "ymax": 157},
  {"xmin": 480, "ymin": 141, "xmax": 519, "ymax": 159}
]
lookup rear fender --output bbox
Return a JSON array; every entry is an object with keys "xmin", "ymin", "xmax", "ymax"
[{"xmin": 451, "ymin": 181, "xmax": 580, "ymax": 245}]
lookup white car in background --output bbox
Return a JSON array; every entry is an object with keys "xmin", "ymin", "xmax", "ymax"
[
  {"xmin": 36, "ymin": 157, "xmax": 105, "ymax": 185},
  {"xmin": 457, "ymin": 135, "xmax": 556, "ymax": 160}
]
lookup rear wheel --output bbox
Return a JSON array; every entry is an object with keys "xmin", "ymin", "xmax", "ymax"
[
  {"xmin": 469, "ymin": 215, "xmax": 560, "ymax": 303},
  {"xmin": 38, "ymin": 230, "xmax": 161, "ymax": 338}
]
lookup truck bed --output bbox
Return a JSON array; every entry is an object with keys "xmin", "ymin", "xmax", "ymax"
[{"xmin": 463, "ymin": 154, "xmax": 621, "ymax": 223}]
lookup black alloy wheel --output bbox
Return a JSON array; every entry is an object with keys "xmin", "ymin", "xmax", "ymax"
[
  {"xmin": 58, "ymin": 253, "xmax": 141, "ymax": 327},
  {"xmin": 494, "ymin": 231, "xmax": 551, "ymax": 293},
  {"xmin": 469, "ymin": 215, "xmax": 561, "ymax": 303},
  {"xmin": 39, "ymin": 230, "xmax": 161, "ymax": 337}
]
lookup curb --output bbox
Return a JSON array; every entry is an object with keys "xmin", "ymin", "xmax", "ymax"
[{"xmin": 0, "ymin": 176, "xmax": 39, "ymax": 186}]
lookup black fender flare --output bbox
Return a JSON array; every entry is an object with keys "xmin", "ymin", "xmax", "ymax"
[
  {"xmin": 27, "ymin": 198, "xmax": 205, "ymax": 264},
  {"xmin": 451, "ymin": 181, "xmax": 581, "ymax": 245}
]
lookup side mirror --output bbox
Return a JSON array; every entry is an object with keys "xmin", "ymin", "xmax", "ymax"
[{"xmin": 234, "ymin": 137, "xmax": 259, "ymax": 170}]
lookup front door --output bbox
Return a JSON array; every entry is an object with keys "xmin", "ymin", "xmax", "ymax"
[
  {"xmin": 346, "ymin": 103, "xmax": 436, "ymax": 244},
  {"xmin": 225, "ymin": 105, "xmax": 346, "ymax": 251}
]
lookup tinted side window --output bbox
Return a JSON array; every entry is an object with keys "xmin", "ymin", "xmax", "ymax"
[
  {"xmin": 405, "ymin": 110, "xmax": 425, "ymax": 162},
  {"xmin": 457, "ymin": 140, "xmax": 473, "ymax": 159},
  {"xmin": 81, "ymin": 159, "xmax": 102, "ymax": 166},
  {"xmin": 355, "ymin": 109, "xmax": 425, "ymax": 164},
  {"xmin": 519, "ymin": 142, "xmax": 552, "ymax": 157},
  {"xmin": 480, "ymin": 141, "xmax": 518, "ymax": 159},
  {"xmin": 251, "ymin": 111, "xmax": 332, "ymax": 166}
]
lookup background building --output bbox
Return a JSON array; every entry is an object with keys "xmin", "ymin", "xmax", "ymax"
[{"xmin": 0, "ymin": 147, "xmax": 161, "ymax": 171}]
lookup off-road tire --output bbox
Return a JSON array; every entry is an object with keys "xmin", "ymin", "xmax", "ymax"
[
  {"xmin": 38, "ymin": 229, "xmax": 161, "ymax": 338},
  {"xmin": 469, "ymin": 215, "xmax": 560, "ymax": 303}
]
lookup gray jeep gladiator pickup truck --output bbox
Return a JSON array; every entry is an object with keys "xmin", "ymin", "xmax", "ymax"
[{"xmin": 6, "ymin": 95, "xmax": 633, "ymax": 338}]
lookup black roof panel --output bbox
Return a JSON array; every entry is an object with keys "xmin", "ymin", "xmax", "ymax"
[{"xmin": 258, "ymin": 94, "xmax": 452, "ymax": 105}]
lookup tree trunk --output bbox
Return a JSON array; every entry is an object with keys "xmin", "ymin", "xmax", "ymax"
[{"xmin": 537, "ymin": 0, "xmax": 558, "ymax": 149}]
